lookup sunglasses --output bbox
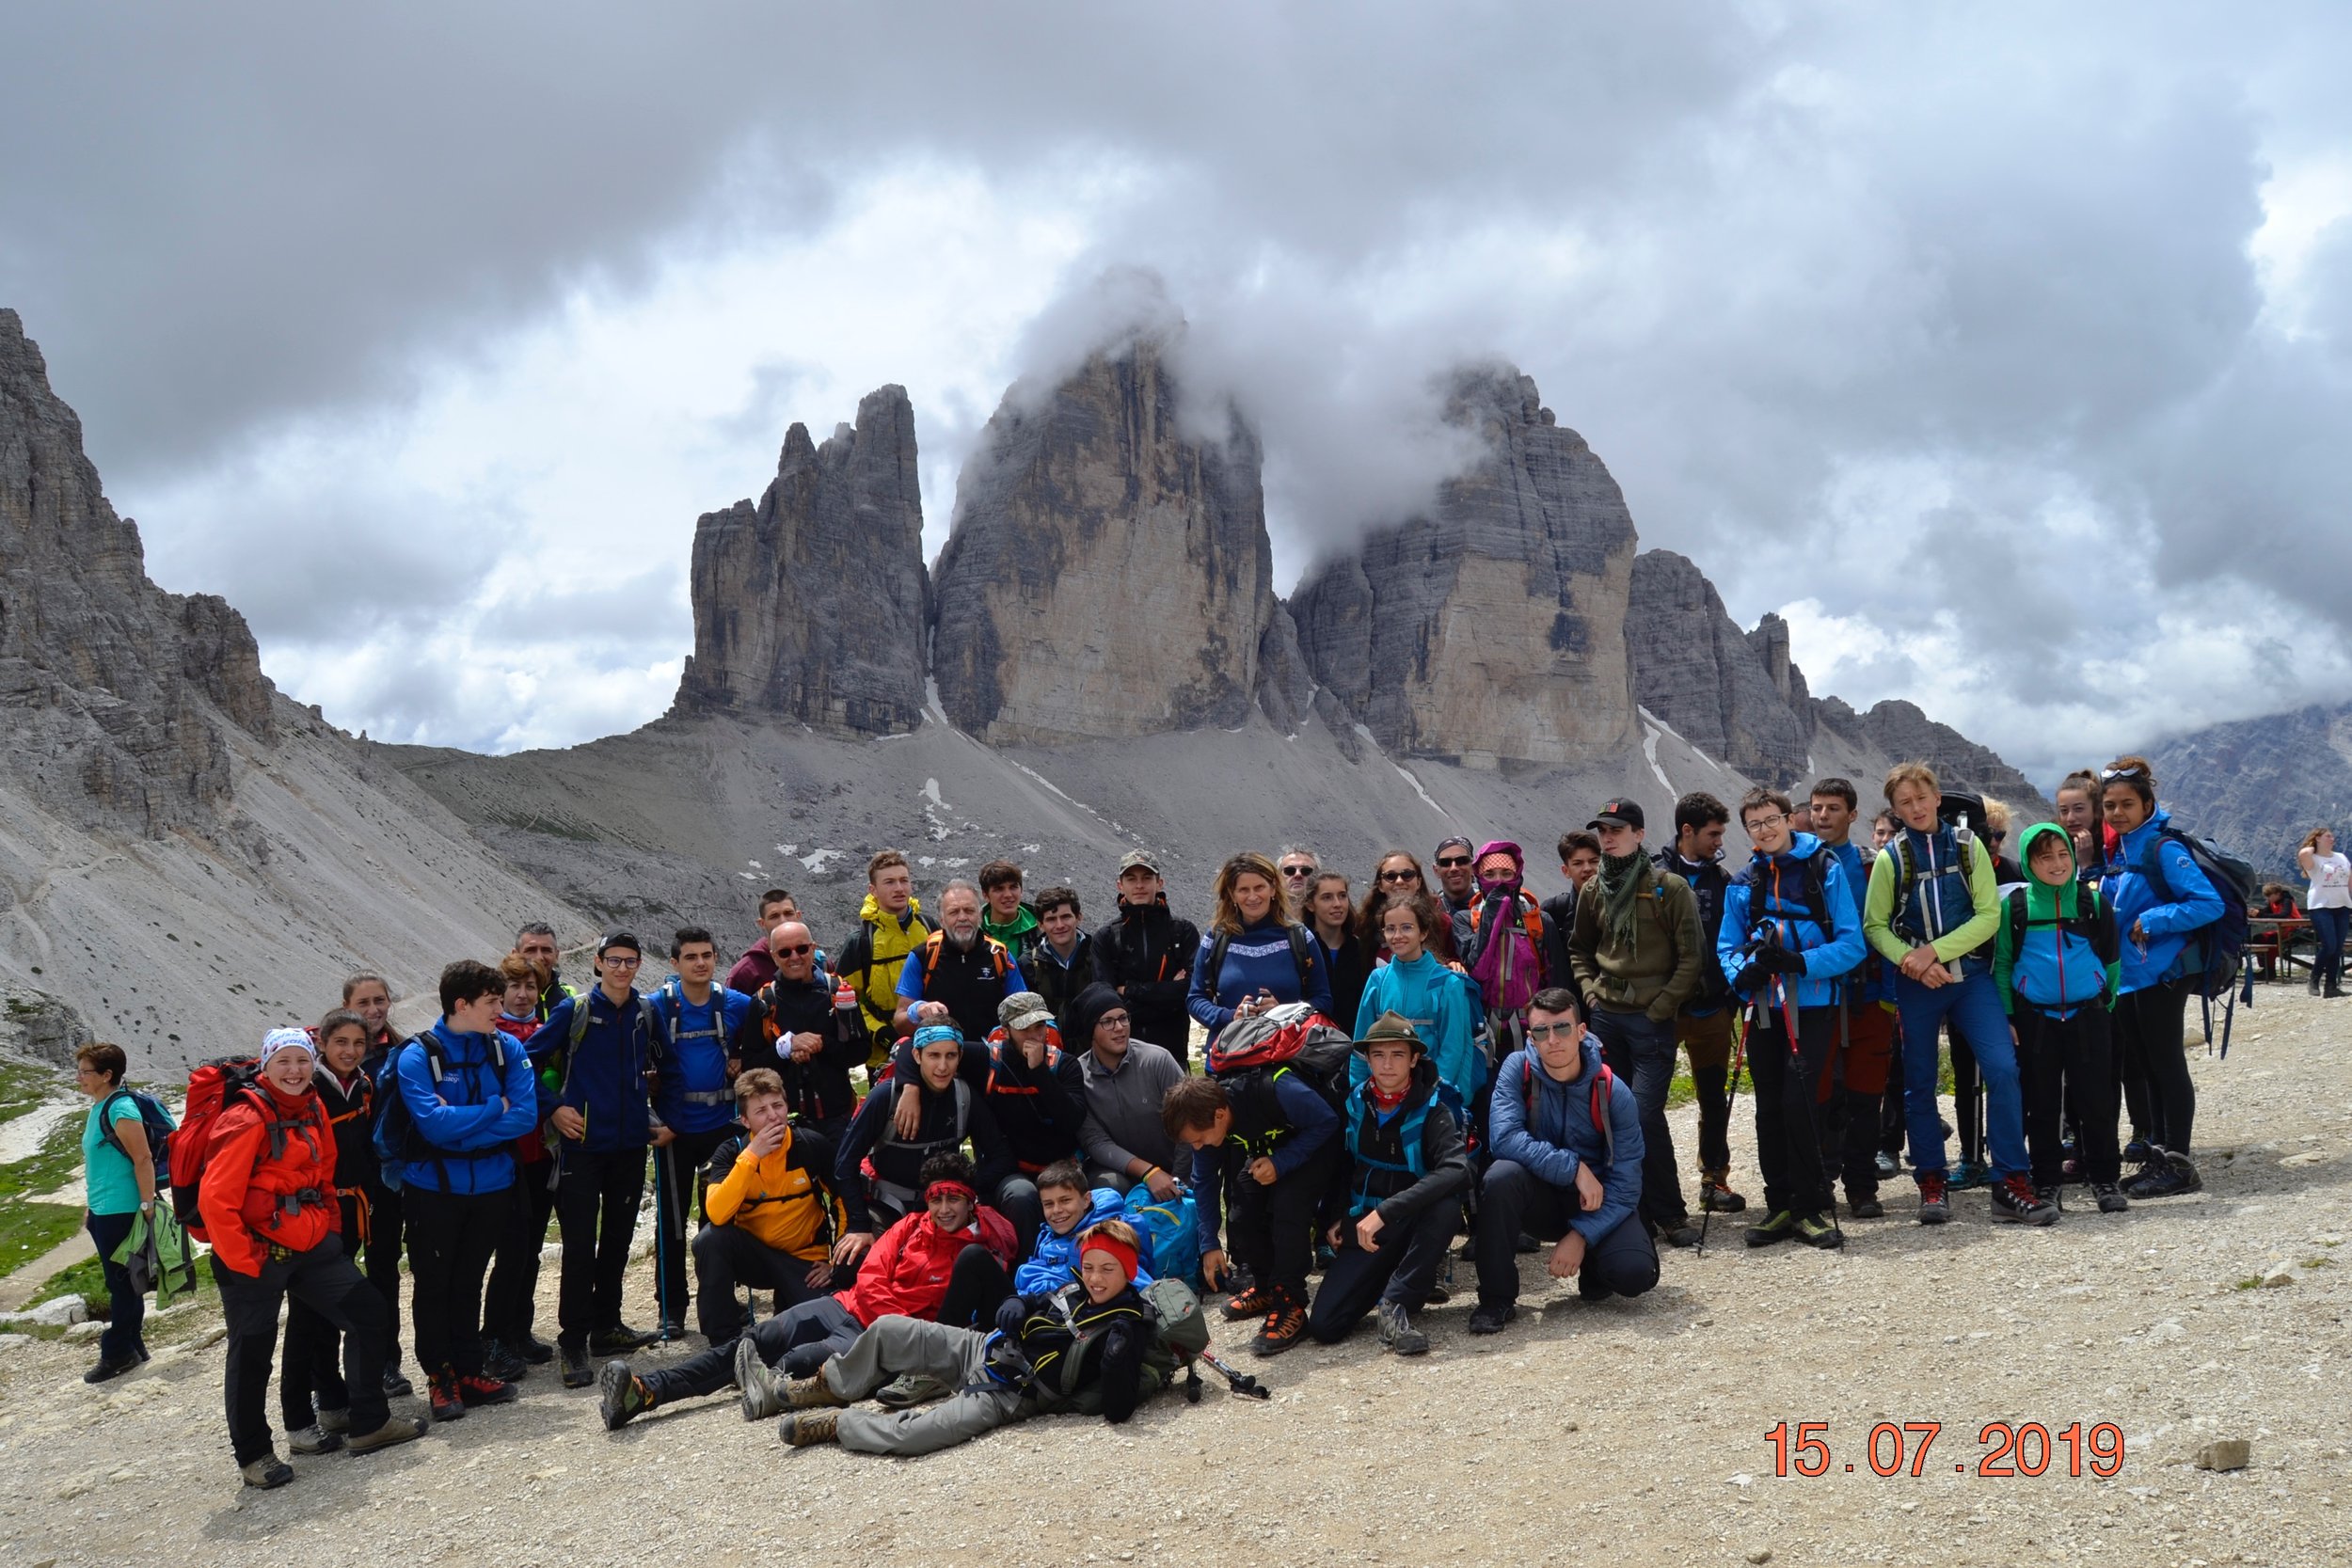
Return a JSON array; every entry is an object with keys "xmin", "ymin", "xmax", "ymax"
[
  {"xmin": 1377, "ymin": 869, "xmax": 1422, "ymax": 884},
  {"xmin": 1280, "ymin": 865, "xmax": 1315, "ymax": 879},
  {"xmin": 1526, "ymin": 1021, "xmax": 1581, "ymax": 1040},
  {"xmin": 773, "ymin": 943, "xmax": 814, "ymax": 957},
  {"xmin": 1435, "ymin": 856, "xmax": 1472, "ymax": 870}
]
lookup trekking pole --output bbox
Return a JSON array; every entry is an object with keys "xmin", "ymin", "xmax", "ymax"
[
  {"xmin": 1697, "ymin": 1010, "xmax": 1751, "ymax": 1256},
  {"xmin": 1198, "ymin": 1348, "xmax": 1271, "ymax": 1400}
]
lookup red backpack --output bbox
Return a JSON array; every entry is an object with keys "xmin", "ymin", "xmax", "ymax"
[
  {"xmin": 167, "ymin": 1056, "xmax": 318, "ymax": 1241},
  {"xmin": 1206, "ymin": 1002, "xmax": 1353, "ymax": 1112}
]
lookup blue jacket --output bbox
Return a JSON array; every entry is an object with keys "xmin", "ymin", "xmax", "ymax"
[
  {"xmin": 393, "ymin": 1020, "xmax": 538, "ymax": 1194},
  {"xmin": 532, "ymin": 986, "xmax": 672, "ymax": 1154},
  {"xmin": 647, "ymin": 979, "xmax": 754, "ymax": 1136},
  {"xmin": 1014, "ymin": 1186, "xmax": 1155, "ymax": 1294},
  {"xmin": 1486, "ymin": 1037, "xmax": 1644, "ymax": 1244},
  {"xmin": 1819, "ymin": 839, "xmax": 1895, "ymax": 1004},
  {"xmin": 1191, "ymin": 1071, "xmax": 1339, "ymax": 1258},
  {"xmin": 1185, "ymin": 919, "xmax": 1335, "ymax": 1042},
  {"xmin": 1351, "ymin": 952, "xmax": 1486, "ymax": 1101},
  {"xmin": 1717, "ymin": 832, "xmax": 1867, "ymax": 1011},
  {"xmin": 2099, "ymin": 808, "xmax": 2225, "ymax": 994}
]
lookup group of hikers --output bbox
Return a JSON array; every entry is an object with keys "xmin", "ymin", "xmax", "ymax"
[{"xmin": 69, "ymin": 752, "xmax": 2328, "ymax": 1485}]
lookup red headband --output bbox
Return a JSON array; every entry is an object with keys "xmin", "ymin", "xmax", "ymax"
[
  {"xmin": 926, "ymin": 1180, "xmax": 977, "ymax": 1204},
  {"xmin": 1079, "ymin": 1231, "xmax": 1139, "ymax": 1282}
]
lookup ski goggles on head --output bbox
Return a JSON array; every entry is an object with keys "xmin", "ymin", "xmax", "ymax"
[{"xmin": 2099, "ymin": 765, "xmax": 2148, "ymax": 783}]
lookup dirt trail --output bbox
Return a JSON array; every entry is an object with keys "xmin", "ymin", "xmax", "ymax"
[{"xmin": 5, "ymin": 989, "xmax": 2348, "ymax": 1567}]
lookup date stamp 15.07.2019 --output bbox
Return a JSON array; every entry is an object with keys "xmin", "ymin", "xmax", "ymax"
[{"xmin": 1765, "ymin": 1421, "xmax": 2126, "ymax": 1480}]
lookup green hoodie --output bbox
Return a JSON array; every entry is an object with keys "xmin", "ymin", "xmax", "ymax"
[{"xmin": 1993, "ymin": 822, "xmax": 2122, "ymax": 1015}]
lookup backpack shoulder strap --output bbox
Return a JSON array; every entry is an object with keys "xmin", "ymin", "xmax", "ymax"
[
  {"xmin": 1205, "ymin": 930, "xmax": 1232, "ymax": 990},
  {"xmin": 1285, "ymin": 926, "xmax": 1313, "ymax": 990}
]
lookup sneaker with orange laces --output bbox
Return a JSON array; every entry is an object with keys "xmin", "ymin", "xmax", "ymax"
[
  {"xmin": 1990, "ymin": 1174, "xmax": 2058, "ymax": 1227},
  {"xmin": 1221, "ymin": 1285, "xmax": 1271, "ymax": 1323},
  {"xmin": 1915, "ymin": 1171, "xmax": 1950, "ymax": 1226},
  {"xmin": 1250, "ymin": 1297, "xmax": 1308, "ymax": 1357}
]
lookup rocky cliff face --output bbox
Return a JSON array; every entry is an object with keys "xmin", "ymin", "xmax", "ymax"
[
  {"xmin": 672, "ymin": 386, "xmax": 929, "ymax": 735},
  {"xmin": 0, "ymin": 308, "xmax": 277, "ymax": 835},
  {"xmin": 1815, "ymin": 697, "xmax": 2051, "ymax": 818},
  {"xmin": 1289, "ymin": 368, "xmax": 1638, "ymax": 766},
  {"xmin": 1625, "ymin": 550, "xmax": 1814, "ymax": 786},
  {"xmin": 930, "ymin": 339, "xmax": 1276, "ymax": 744},
  {"xmin": 2143, "ymin": 702, "xmax": 2351, "ymax": 878}
]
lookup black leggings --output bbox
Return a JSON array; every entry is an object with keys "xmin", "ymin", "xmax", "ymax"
[
  {"xmin": 935, "ymin": 1246, "xmax": 1013, "ymax": 1330},
  {"xmin": 2114, "ymin": 976, "xmax": 2195, "ymax": 1157}
]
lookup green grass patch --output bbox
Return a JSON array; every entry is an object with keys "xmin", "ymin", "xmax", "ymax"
[
  {"xmin": 0, "ymin": 1057, "xmax": 57, "ymax": 1127},
  {"xmin": 2235, "ymin": 1276, "xmax": 2262, "ymax": 1291},
  {"xmin": 2303, "ymin": 1256, "xmax": 2333, "ymax": 1269},
  {"xmin": 0, "ymin": 1101, "xmax": 92, "ymax": 1276},
  {"xmin": 1665, "ymin": 1066, "xmax": 1754, "ymax": 1110}
]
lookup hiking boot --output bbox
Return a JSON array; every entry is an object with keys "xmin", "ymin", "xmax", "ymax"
[
  {"xmin": 344, "ymin": 1415, "xmax": 425, "ymax": 1455},
  {"xmin": 1466, "ymin": 1302, "xmax": 1517, "ymax": 1336},
  {"xmin": 1375, "ymin": 1300, "xmax": 1429, "ymax": 1356},
  {"xmin": 781, "ymin": 1408, "xmax": 840, "ymax": 1448},
  {"xmin": 737, "ymin": 1338, "xmax": 785, "ymax": 1422},
  {"xmin": 2127, "ymin": 1152, "xmax": 2200, "ymax": 1199},
  {"xmin": 458, "ymin": 1373, "xmax": 517, "ymax": 1407},
  {"xmin": 558, "ymin": 1340, "xmax": 595, "ymax": 1389},
  {"xmin": 1873, "ymin": 1150, "xmax": 1899, "ymax": 1180},
  {"xmin": 1250, "ymin": 1303, "xmax": 1309, "ymax": 1357},
  {"xmin": 1948, "ymin": 1159, "xmax": 1991, "ymax": 1191},
  {"xmin": 1745, "ymin": 1210, "xmax": 1796, "ymax": 1247},
  {"xmin": 513, "ymin": 1333, "xmax": 555, "ymax": 1365},
  {"xmin": 658, "ymin": 1318, "xmax": 687, "ymax": 1342},
  {"xmin": 1916, "ymin": 1172, "xmax": 1950, "ymax": 1225},
  {"xmin": 598, "ymin": 1360, "xmax": 653, "ymax": 1431},
  {"xmin": 873, "ymin": 1373, "xmax": 951, "ymax": 1409},
  {"xmin": 287, "ymin": 1423, "xmax": 344, "ymax": 1456},
  {"xmin": 2167, "ymin": 1152, "xmax": 2203, "ymax": 1194},
  {"xmin": 1846, "ymin": 1191, "xmax": 1885, "ymax": 1220},
  {"xmin": 427, "ymin": 1369, "xmax": 468, "ymax": 1422},
  {"xmin": 2034, "ymin": 1182, "xmax": 2062, "ymax": 1212},
  {"xmin": 1699, "ymin": 1176, "xmax": 1748, "ymax": 1213},
  {"xmin": 1795, "ymin": 1212, "xmax": 1844, "ymax": 1249},
  {"xmin": 1991, "ymin": 1175, "xmax": 2058, "ymax": 1227},
  {"xmin": 1220, "ymin": 1285, "xmax": 1271, "ymax": 1322},
  {"xmin": 1660, "ymin": 1222, "xmax": 1702, "ymax": 1249},
  {"xmin": 240, "ymin": 1454, "xmax": 295, "ymax": 1489},
  {"xmin": 481, "ymin": 1340, "xmax": 530, "ymax": 1386},
  {"xmin": 382, "ymin": 1366, "xmax": 415, "ymax": 1399},
  {"xmin": 590, "ymin": 1323, "xmax": 657, "ymax": 1355},
  {"xmin": 2122, "ymin": 1136, "xmax": 2152, "ymax": 1164},
  {"xmin": 314, "ymin": 1405, "xmax": 351, "ymax": 1433},
  {"xmin": 2092, "ymin": 1181, "xmax": 2130, "ymax": 1213},
  {"xmin": 783, "ymin": 1370, "xmax": 849, "ymax": 1409},
  {"xmin": 83, "ymin": 1355, "xmax": 138, "ymax": 1386}
]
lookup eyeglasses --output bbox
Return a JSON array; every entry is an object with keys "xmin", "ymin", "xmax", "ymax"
[
  {"xmin": 773, "ymin": 943, "xmax": 814, "ymax": 957},
  {"xmin": 2099, "ymin": 765, "xmax": 2148, "ymax": 782},
  {"xmin": 1098, "ymin": 1013, "xmax": 1131, "ymax": 1029},
  {"xmin": 1435, "ymin": 856, "xmax": 1471, "ymax": 870},
  {"xmin": 1377, "ymin": 869, "xmax": 1422, "ymax": 884},
  {"xmin": 1744, "ymin": 813, "xmax": 1786, "ymax": 833},
  {"xmin": 602, "ymin": 955, "xmax": 642, "ymax": 968},
  {"xmin": 1280, "ymin": 864, "xmax": 1315, "ymax": 879},
  {"xmin": 1525, "ymin": 1021, "xmax": 1581, "ymax": 1040}
]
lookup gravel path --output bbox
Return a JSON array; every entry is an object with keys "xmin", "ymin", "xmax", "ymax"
[{"xmin": 5, "ymin": 988, "xmax": 2347, "ymax": 1567}]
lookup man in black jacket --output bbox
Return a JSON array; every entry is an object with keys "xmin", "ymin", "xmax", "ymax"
[
  {"xmin": 1092, "ymin": 850, "xmax": 1200, "ymax": 1065},
  {"xmin": 834, "ymin": 1025, "xmax": 1016, "ymax": 1259},
  {"xmin": 1309, "ymin": 1012, "xmax": 1469, "ymax": 1356},
  {"xmin": 1541, "ymin": 831, "xmax": 1602, "ymax": 987},
  {"xmin": 1025, "ymin": 887, "xmax": 1099, "ymax": 1028},
  {"xmin": 734, "ymin": 921, "xmax": 868, "ymax": 1169},
  {"xmin": 1654, "ymin": 791, "xmax": 1747, "ymax": 1216}
]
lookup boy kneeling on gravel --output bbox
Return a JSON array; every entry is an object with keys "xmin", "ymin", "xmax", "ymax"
[
  {"xmin": 1470, "ymin": 988, "xmax": 1658, "ymax": 1335},
  {"xmin": 1162, "ymin": 1071, "xmax": 1339, "ymax": 1356},
  {"xmin": 760, "ymin": 1219, "xmax": 1166, "ymax": 1453}
]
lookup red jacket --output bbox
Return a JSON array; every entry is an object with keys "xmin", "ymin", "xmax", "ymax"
[
  {"xmin": 197, "ymin": 1084, "xmax": 338, "ymax": 1276},
  {"xmin": 834, "ymin": 1205, "xmax": 1016, "ymax": 1325}
]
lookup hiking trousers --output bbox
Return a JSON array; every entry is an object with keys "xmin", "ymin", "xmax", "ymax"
[
  {"xmin": 404, "ymin": 1184, "xmax": 511, "ymax": 1379},
  {"xmin": 2113, "ymin": 976, "xmax": 2196, "ymax": 1157},
  {"xmin": 690, "ymin": 1224, "xmax": 831, "ymax": 1345},
  {"xmin": 213, "ymin": 1238, "xmax": 389, "ymax": 1466},
  {"xmin": 2015, "ymin": 1004, "xmax": 2121, "ymax": 1186},
  {"xmin": 84, "ymin": 1210, "xmax": 144, "ymax": 1369},
  {"xmin": 651, "ymin": 1125, "xmax": 734, "ymax": 1326},
  {"xmin": 1225, "ymin": 1146, "xmax": 1337, "ymax": 1306},
  {"xmin": 1590, "ymin": 1007, "xmax": 1685, "ymax": 1227},
  {"xmin": 281, "ymin": 1192, "xmax": 364, "ymax": 1425},
  {"xmin": 362, "ymin": 1178, "xmax": 405, "ymax": 1372},
  {"xmin": 1308, "ymin": 1198, "xmax": 1459, "ymax": 1342},
  {"xmin": 1894, "ymin": 968, "xmax": 2026, "ymax": 1180},
  {"xmin": 556, "ymin": 1145, "xmax": 644, "ymax": 1343},
  {"xmin": 822, "ymin": 1316, "xmax": 1025, "ymax": 1457},
  {"xmin": 1675, "ymin": 1006, "xmax": 1737, "ymax": 1179},
  {"xmin": 483, "ymin": 1161, "xmax": 558, "ymax": 1347},
  {"xmin": 1474, "ymin": 1161, "xmax": 1661, "ymax": 1308},
  {"xmin": 1747, "ymin": 1003, "xmax": 1835, "ymax": 1218},
  {"xmin": 1821, "ymin": 1003, "xmax": 1894, "ymax": 1199},
  {"xmin": 644, "ymin": 1294, "xmax": 861, "ymax": 1405}
]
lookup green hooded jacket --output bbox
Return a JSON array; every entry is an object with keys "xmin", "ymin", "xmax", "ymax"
[{"xmin": 1994, "ymin": 822, "xmax": 2122, "ymax": 1016}]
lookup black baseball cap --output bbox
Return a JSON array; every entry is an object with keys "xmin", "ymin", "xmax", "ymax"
[
  {"xmin": 1587, "ymin": 800, "xmax": 1645, "ymax": 832},
  {"xmin": 597, "ymin": 929, "xmax": 643, "ymax": 957}
]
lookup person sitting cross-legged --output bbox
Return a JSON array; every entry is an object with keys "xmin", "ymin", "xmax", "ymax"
[
  {"xmin": 1307, "ymin": 1012, "xmax": 1468, "ymax": 1357},
  {"xmin": 689, "ymin": 1069, "xmax": 846, "ymax": 1349},
  {"xmin": 1469, "ymin": 987, "xmax": 1659, "ymax": 1336},
  {"xmin": 596, "ymin": 1151, "xmax": 1013, "ymax": 1430},
  {"xmin": 760, "ymin": 1219, "xmax": 1168, "ymax": 1454}
]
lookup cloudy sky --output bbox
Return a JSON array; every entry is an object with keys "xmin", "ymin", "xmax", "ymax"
[{"xmin": 7, "ymin": 4, "xmax": 2348, "ymax": 781}]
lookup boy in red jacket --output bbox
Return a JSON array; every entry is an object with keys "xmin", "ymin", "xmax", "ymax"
[
  {"xmin": 201, "ymin": 1029, "xmax": 424, "ymax": 1488},
  {"xmin": 596, "ymin": 1151, "xmax": 1013, "ymax": 1429}
]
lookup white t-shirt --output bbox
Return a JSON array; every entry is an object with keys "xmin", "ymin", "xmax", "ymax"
[{"xmin": 2308, "ymin": 851, "xmax": 2352, "ymax": 910}]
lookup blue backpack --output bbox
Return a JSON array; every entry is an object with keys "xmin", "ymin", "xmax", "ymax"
[
  {"xmin": 1121, "ymin": 1185, "xmax": 1202, "ymax": 1289},
  {"xmin": 373, "ymin": 1032, "xmax": 509, "ymax": 1192},
  {"xmin": 2138, "ymin": 825, "xmax": 2259, "ymax": 1052},
  {"xmin": 98, "ymin": 1088, "xmax": 178, "ymax": 1167}
]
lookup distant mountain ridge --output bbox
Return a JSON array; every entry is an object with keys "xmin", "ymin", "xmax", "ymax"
[{"xmin": 2146, "ymin": 701, "xmax": 2352, "ymax": 880}]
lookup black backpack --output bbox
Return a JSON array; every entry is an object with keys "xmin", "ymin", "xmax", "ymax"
[{"xmin": 2136, "ymin": 824, "xmax": 2259, "ymax": 1050}]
